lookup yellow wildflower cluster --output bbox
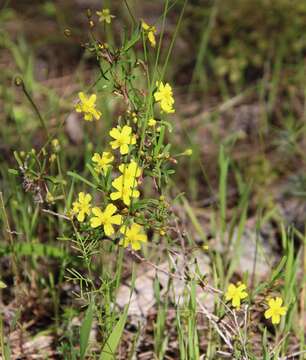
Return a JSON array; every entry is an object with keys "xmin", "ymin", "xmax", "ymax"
[
  {"xmin": 72, "ymin": 190, "xmax": 146, "ymax": 251},
  {"xmin": 70, "ymin": 22, "xmax": 178, "ymax": 252},
  {"xmin": 111, "ymin": 161, "xmax": 141, "ymax": 206},
  {"xmin": 225, "ymin": 282, "xmax": 287, "ymax": 325},
  {"xmin": 70, "ymin": 117, "xmax": 145, "ymax": 249},
  {"xmin": 154, "ymin": 81, "xmax": 175, "ymax": 113}
]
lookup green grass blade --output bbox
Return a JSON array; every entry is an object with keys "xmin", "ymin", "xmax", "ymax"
[
  {"xmin": 0, "ymin": 242, "xmax": 66, "ymax": 259},
  {"xmin": 218, "ymin": 145, "xmax": 229, "ymax": 241},
  {"xmin": 67, "ymin": 171, "xmax": 98, "ymax": 189},
  {"xmin": 100, "ymin": 305, "xmax": 128, "ymax": 360},
  {"xmin": 80, "ymin": 300, "xmax": 95, "ymax": 360}
]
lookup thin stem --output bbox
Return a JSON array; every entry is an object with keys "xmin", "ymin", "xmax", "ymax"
[
  {"xmin": 0, "ymin": 192, "xmax": 20, "ymax": 284},
  {"xmin": 124, "ymin": 0, "xmax": 137, "ymax": 26},
  {"xmin": 161, "ymin": 0, "xmax": 188, "ymax": 78},
  {"xmin": 19, "ymin": 80, "xmax": 49, "ymax": 137},
  {"xmin": 0, "ymin": 313, "xmax": 7, "ymax": 360}
]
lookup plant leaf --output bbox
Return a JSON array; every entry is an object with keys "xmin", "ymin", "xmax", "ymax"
[
  {"xmin": 80, "ymin": 300, "xmax": 95, "ymax": 360},
  {"xmin": 100, "ymin": 305, "xmax": 128, "ymax": 360},
  {"xmin": 0, "ymin": 243, "xmax": 66, "ymax": 259}
]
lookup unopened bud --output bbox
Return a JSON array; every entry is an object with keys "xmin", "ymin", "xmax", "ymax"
[
  {"xmin": 64, "ymin": 28, "xmax": 71, "ymax": 37},
  {"xmin": 14, "ymin": 76, "xmax": 23, "ymax": 87},
  {"xmin": 86, "ymin": 9, "xmax": 92, "ymax": 18},
  {"xmin": 183, "ymin": 148, "xmax": 193, "ymax": 156}
]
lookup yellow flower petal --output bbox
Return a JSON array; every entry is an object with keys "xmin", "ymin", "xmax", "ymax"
[
  {"xmin": 120, "ymin": 144, "xmax": 129, "ymax": 155},
  {"xmin": 109, "ymin": 127, "xmax": 121, "ymax": 139},
  {"xmin": 91, "ymin": 217, "xmax": 102, "ymax": 228},
  {"xmin": 77, "ymin": 211, "xmax": 85, "ymax": 222},
  {"xmin": 121, "ymin": 125, "xmax": 132, "ymax": 137},
  {"xmin": 131, "ymin": 241, "xmax": 141, "ymax": 250},
  {"xmin": 92, "ymin": 207, "xmax": 102, "ymax": 216},
  {"xmin": 272, "ymin": 314, "xmax": 280, "ymax": 325},
  {"xmin": 111, "ymin": 214, "xmax": 122, "ymax": 225},
  {"xmin": 264, "ymin": 309, "xmax": 273, "ymax": 319},
  {"xmin": 104, "ymin": 223, "xmax": 114, "ymax": 236},
  {"xmin": 105, "ymin": 203, "xmax": 117, "ymax": 216}
]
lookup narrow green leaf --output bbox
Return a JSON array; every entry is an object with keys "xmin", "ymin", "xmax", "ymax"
[
  {"xmin": 8, "ymin": 169, "xmax": 18, "ymax": 175},
  {"xmin": 67, "ymin": 171, "xmax": 97, "ymax": 189},
  {"xmin": 154, "ymin": 126, "xmax": 165, "ymax": 157},
  {"xmin": 122, "ymin": 27, "xmax": 140, "ymax": 52},
  {"xmin": 100, "ymin": 305, "xmax": 128, "ymax": 360},
  {"xmin": 0, "ymin": 243, "xmax": 66, "ymax": 259},
  {"xmin": 219, "ymin": 145, "xmax": 229, "ymax": 238},
  {"xmin": 80, "ymin": 300, "xmax": 95, "ymax": 360}
]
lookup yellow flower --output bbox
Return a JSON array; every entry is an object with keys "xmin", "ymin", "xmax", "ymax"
[
  {"xmin": 119, "ymin": 223, "xmax": 147, "ymax": 250},
  {"xmin": 154, "ymin": 81, "xmax": 175, "ymax": 114},
  {"xmin": 148, "ymin": 118, "xmax": 157, "ymax": 127},
  {"xmin": 110, "ymin": 175, "xmax": 140, "ymax": 206},
  {"xmin": 119, "ymin": 160, "xmax": 141, "ymax": 185},
  {"xmin": 225, "ymin": 283, "xmax": 248, "ymax": 309},
  {"xmin": 90, "ymin": 204, "xmax": 122, "ymax": 236},
  {"xmin": 72, "ymin": 192, "xmax": 92, "ymax": 222},
  {"xmin": 109, "ymin": 125, "xmax": 136, "ymax": 155},
  {"xmin": 92, "ymin": 152, "xmax": 114, "ymax": 173},
  {"xmin": 142, "ymin": 21, "xmax": 156, "ymax": 48},
  {"xmin": 75, "ymin": 92, "xmax": 101, "ymax": 121},
  {"xmin": 264, "ymin": 297, "xmax": 287, "ymax": 325},
  {"xmin": 96, "ymin": 8, "xmax": 115, "ymax": 24}
]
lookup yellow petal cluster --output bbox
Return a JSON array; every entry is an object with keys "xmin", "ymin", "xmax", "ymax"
[{"xmin": 110, "ymin": 160, "xmax": 141, "ymax": 206}]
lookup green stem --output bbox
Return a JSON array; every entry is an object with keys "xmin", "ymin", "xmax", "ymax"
[
  {"xmin": 0, "ymin": 192, "xmax": 19, "ymax": 284},
  {"xmin": 20, "ymin": 80, "xmax": 49, "ymax": 137},
  {"xmin": 124, "ymin": 0, "xmax": 137, "ymax": 26}
]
